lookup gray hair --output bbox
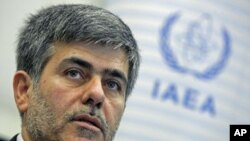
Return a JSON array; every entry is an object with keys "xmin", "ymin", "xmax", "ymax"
[{"xmin": 16, "ymin": 4, "xmax": 140, "ymax": 99}]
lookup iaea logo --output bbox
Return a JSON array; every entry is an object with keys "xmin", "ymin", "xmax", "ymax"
[{"xmin": 160, "ymin": 12, "xmax": 231, "ymax": 80}]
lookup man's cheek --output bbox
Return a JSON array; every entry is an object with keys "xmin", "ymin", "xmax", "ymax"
[{"xmin": 104, "ymin": 103, "xmax": 124, "ymax": 127}]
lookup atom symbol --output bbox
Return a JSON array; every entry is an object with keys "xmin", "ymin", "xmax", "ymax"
[{"xmin": 177, "ymin": 14, "xmax": 218, "ymax": 63}]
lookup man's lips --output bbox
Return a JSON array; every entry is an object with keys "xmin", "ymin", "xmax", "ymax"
[{"xmin": 72, "ymin": 114, "xmax": 103, "ymax": 132}]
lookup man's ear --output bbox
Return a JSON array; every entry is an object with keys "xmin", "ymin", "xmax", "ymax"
[{"xmin": 13, "ymin": 70, "xmax": 33, "ymax": 114}]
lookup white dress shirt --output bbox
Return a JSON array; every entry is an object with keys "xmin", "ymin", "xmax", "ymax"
[{"xmin": 17, "ymin": 134, "xmax": 24, "ymax": 141}]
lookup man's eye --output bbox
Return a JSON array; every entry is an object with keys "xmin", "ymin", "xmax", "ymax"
[
  {"xmin": 106, "ymin": 80, "xmax": 120, "ymax": 91},
  {"xmin": 65, "ymin": 69, "xmax": 82, "ymax": 80}
]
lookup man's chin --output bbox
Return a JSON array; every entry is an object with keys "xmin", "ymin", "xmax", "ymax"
[
  {"xmin": 59, "ymin": 134, "xmax": 104, "ymax": 141},
  {"xmin": 76, "ymin": 127, "xmax": 101, "ymax": 140},
  {"xmin": 57, "ymin": 124, "xmax": 105, "ymax": 141}
]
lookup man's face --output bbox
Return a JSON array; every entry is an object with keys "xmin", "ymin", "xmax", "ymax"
[{"xmin": 24, "ymin": 42, "xmax": 128, "ymax": 141}]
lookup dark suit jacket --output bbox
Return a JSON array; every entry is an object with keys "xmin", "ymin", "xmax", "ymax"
[
  {"xmin": 9, "ymin": 134, "xmax": 18, "ymax": 141},
  {"xmin": 0, "ymin": 136, "xmax": 8, "ymax": 141}
]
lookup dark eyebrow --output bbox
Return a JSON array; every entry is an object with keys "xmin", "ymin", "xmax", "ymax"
[
  {"xmin": 103, "ymin": 69, "xmax": 128, "ymax": 86},
  {"xmin": 58, "ymin": 57, "xmax": 128, "ymax": 85},
  {"xmin": 59, "ymin": 57, "xmax": 93, "ymax": 70}
]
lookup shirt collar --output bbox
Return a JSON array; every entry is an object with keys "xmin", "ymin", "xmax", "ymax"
[{"xmin": 17, "ymin": 134, "xmax": 24, "ymax": 141}]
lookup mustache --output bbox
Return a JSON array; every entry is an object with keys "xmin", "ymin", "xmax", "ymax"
[{"xmin": 64, "ymin": 106, "xmax": 108, "ymax": 135}]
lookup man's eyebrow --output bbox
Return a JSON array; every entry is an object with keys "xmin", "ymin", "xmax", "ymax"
[
  {"xmin": 59, "ymin": 57, "xmax": 93, "ymax": 70},
  {"xmin": 103, "ymin": 69, "xmax": 128, "ymax": 85},
  {"xmin": 59, "ymin": 57, "xmax": 128, "ymax": 84}
]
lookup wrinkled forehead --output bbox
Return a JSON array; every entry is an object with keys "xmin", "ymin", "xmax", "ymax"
[
  {"xmin": 53, "ymin": 41, "xmax": 129, "ymax": 56},
  {"xmin": 52, "ymin": 41, "xmax": 129, "ymax": 57},
  {"xmin": 52, "ymin": 41, "xmax": 129, "ymax": 64}
]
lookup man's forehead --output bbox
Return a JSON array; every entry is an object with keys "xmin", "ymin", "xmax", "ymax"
[
  {"xmin": 52, "ymin": 41, "xmax": 129, "ymax": 71},
  {"xmin": 54, "ymin": 41, "xmax": 128, "ymax": 55}
]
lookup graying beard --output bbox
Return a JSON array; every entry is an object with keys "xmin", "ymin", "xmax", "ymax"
[
  {"xmin": 77, "ymin": 127, "xmax": 97, "ymax": 140},
  {"xmin": 25, "ymin": 87, "xmax": 63, "ymax": 141},
  {"xmin": 25, "ymin": 86, "xmax": 121, "ymax": 141}
]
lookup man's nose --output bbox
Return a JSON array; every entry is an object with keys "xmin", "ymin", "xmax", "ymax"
[{"xmin": 81, "ymin": 76, "xmax": 105, "ymax": 109}]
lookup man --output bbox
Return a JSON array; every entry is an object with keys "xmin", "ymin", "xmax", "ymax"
[{"xmin": 11, "ymin": 4, "xmax": 140, "ymax": 141}]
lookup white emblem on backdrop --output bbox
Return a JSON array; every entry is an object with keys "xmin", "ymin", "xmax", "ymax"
[{"xmin": 160, "ymin": 12, "xmax": 231, "ymax": 80}]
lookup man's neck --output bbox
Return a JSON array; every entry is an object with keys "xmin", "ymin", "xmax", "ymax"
[{"xmin": 21, "ymin": 127, "xmax": 33, "ymax": 141}]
